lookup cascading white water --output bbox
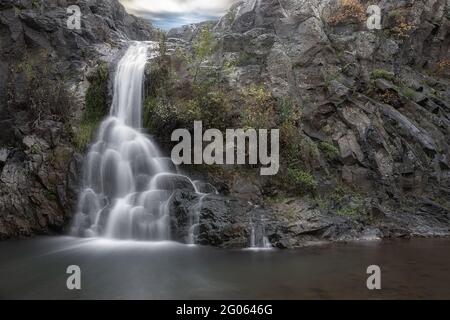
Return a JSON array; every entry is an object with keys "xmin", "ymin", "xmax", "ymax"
[
  {"xmin": 72, "ymin": 42, "xmax": 206, "ymax": 242},
  {"xmin": 249, "ymin": 220, "xmax": 272, "ymax": 250},
  {"xmin": 71, "ymin": 41, "xmax": 271, "ymax": 248},
  {"xmin": 255, "ymin": 0, "xmax": 263, "ymax": 25}
]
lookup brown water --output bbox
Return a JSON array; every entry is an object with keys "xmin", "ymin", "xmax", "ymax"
[{"xmin": 0, "ymin": 237, "xmax": 449, "ymax": 299}]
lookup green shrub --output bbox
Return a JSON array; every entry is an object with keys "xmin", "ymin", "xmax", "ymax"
[
  {"xmin": 324, "ymin": 71, "xmax": 342, "ymax": 86},
  {"xmin": 241, "ymin": 85, "xmax": 277, "ymax": 129},
  {"xmin": 196, "ymin": 89, "xmax": 231, "ymax": 129},
  {"xmin": 313, "ymin": 186, "xmax": 364, "ymax": 218},
  {"xmin": 16, "ymin": 51, "xmax": 76, "ymax": 122},
  {"xmin": 336, "ymin": 196, "xmax": 363, "ymax": 218},
  {"xmin": 84, "ymin": 63, "xmax": 109, "ymax": 122},
  {"xmin": 74, "ymin": 123, "xmax": 96, "ymax": 153},
  {"xmin": 319, "ymin": 142, "xmax": 340, "ymax": 159},
  {"xmin": 287, "ymin": 169, "xmax": 318, "ymax": 193},
  {"xmin": 400, "ymin": 86, "xmax": 417, "ymax": 99},
  {"xmin": 143, "ymin": 96, "xmax": 159, "ymax": 132},
  {"xmin": 277, "ymin": 97, "xmax": 300, "ymax": 125},
  {"xmin": 336, "ymin": 206, "xmax": 360, "ymax": 217},
  {"xmin": 236, "ymin": 52, "xmax": 256, "ymax": 66},
  {"xmin": 157, "ymin": 30, "xmax": 167, "ymax": 57},
  {"xmin": 191, "ymin": 26, "xmax": 216, "ymax": 83},
  {"xmin": 371, "ymin": 69, "xmax": 395, "ymax": 81}
]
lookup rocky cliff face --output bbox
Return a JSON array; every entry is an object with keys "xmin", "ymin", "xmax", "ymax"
[
  {"xmin": 0, "ymin": 0, "xmax": 155, "ymax": 239},
  {"xmin": 154, "ymin": 0, "xmax": 450, "ymax": 247}
]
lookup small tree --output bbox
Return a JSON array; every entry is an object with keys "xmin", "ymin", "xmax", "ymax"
[
  {"xmin": 157, "ymin": 30, "xmax": 167, "ymax": 57},
  {"xmin": 191, "ymin": 26, "xmax": 216, "ymax": 83}
]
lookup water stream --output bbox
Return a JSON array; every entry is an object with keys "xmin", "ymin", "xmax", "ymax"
[
  {"xmin": 71, "ymin": 41, "xmax": 272, "ymax": 248},
  {"xmin": 72, "ymin": 42, "xmax": 205, "ymax": 242}
]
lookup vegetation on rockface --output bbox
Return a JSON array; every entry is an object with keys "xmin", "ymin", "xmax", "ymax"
[
  {"xmin": 11, "ymin": 49, "xmax": 75, "ymax": 123},
  {"xmin": 190, "ymin": 26, "xmax": 217, "ymax": 84},
  {"xmin": 436, "ymin": 59, "xmax": 450, "ymax": 76},
  {"xmin": 144, "ymin": 44, "xmax": 233, "ymax": 135},
  {"xmin": 326, "ymin": 0, "xmax": 415, "ymax": 40},
  {"xmin": 144, "ymin": 28, "xmax": 231, "ymax": 134},
  {"xmin": 143, "ymin": 10, "xmax": 444, "ymax": 206},
  {"xmin": 400, "ymin": 86, "xmax": 417, "ymax": 99},
  {"xmin": 74, "ymin": 63, "xmax": 109, "ymax": 151},
  {"xmin": 388, "ymin": 11, "xmax": 415, "ymax": 38},
  {"xmin": 142, "ymin": 29, "xmax": 325, "ymax": 197},
  {"xmin": 368, "ymin": 68, "xmax": 426, "ymax": 107},
  {"xmin": 287, "ymin": 169, "xmax": 318, "ymax": 194},
  {"xmin": 313, "ymin": 185, "xmax": 364, "ymax": 219},
  {"xmin": 326, "ymin": 0, "xmax": 366, "ymax": 26},
  {"xmin": 145, "ymin": 28, "xmax": 238, "ymax": 135},
  {"xmin": 241, "ymin": 85, "xmax": 277, "ymax": 129},
  {"xmin": 319, "ymin": 142, "xmax": 340, "ymax": 160},
  {"xmin": 141, "ymin": 5, "xmax": 436, "ymax": 207},
  {"xmin": 371, "ymin": 69, "xmax": 395, "ymax": 81}
]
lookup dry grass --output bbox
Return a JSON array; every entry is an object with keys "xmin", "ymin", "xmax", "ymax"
[
  {"xmin": 436, "ymin": 59, "xmax": 450, "ymax": 75},
  {"xmin": 391, "ymin": 15, "xmax": 414, "ymax": 38},
  {"xmin": 327, "ymin": 0, "xmax": 366, "ymax": 26}
]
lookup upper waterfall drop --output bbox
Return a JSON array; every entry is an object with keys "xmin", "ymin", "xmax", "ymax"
[
  {"xmin": 110, "ymin": 43, "xmax": 149, "ymax": 127},
  {"xmin": 71, "ymin": 42, "xmax": 206, "ymax": 242}
]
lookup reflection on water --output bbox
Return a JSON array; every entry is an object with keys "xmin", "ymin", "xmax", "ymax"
[{"xmin": 0, "ymin": 237, "xmax": 450, "ymax": 299}]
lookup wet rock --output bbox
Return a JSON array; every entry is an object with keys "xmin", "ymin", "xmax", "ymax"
[
  {"xmin": 168, "ymin": 190, "xmax": 253, "ymax": 248},
  {"xmin": 265, "ymin": 198, "xmax": 362, "ymax": 248},
  {"xmin": 230, "ymin": 176, "xmax": 262, "ymax": 202},
  {"xmin": 168, "ymin": 190, "xmax": 200, "ymax": 243}
]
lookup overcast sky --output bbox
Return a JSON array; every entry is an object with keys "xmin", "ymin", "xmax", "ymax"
[{"xmin": 119, "ymin": 0, "xmax": 238, "ymax": 30}]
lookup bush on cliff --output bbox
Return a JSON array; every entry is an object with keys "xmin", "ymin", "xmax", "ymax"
[{"xmin": 13, "ymin": 50, "xmax": 75, "ymax": 123}]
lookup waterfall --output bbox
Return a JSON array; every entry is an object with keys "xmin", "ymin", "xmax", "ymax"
[
  {"xmin": 255, "ymin": 0, "xmax": 263, "ymax": 26},
  {"xmin": 249, "ymin": 225, "xmax": 272, "ymax": 250},
  {"xmin": 71, "ymin": 42, "xmax": 208, "ymax": 242},
  {"xmin": 249, "ymin": 215, "xmax": 272, "ymax": 250},
  {"xmin": 187, "ymin": 194, "xmax": 206, "ymax": 245}
]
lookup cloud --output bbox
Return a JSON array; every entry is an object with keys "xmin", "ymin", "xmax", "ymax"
[{"xmin": 119, "ymin": 0, "xmax": 237, "ymax": 30}]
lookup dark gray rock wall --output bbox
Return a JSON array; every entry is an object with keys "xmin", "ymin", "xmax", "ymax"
[
  {"xmin": 0, "ymin": 0, "xmax": 155, "ymax": 239},
  {"xmin": 165, "ymin": 0, "xmax": 450, "ymax": 247}
]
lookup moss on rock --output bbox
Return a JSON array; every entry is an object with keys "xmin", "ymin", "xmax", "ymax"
[{"xmin": 74, "ymin": 63, "xmax": 109, "ymax": 152}]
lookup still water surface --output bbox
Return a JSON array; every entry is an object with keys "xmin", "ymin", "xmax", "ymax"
[{"xmin": 0, "ymin": 237, "xmax": 449, "ymax": 299}]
